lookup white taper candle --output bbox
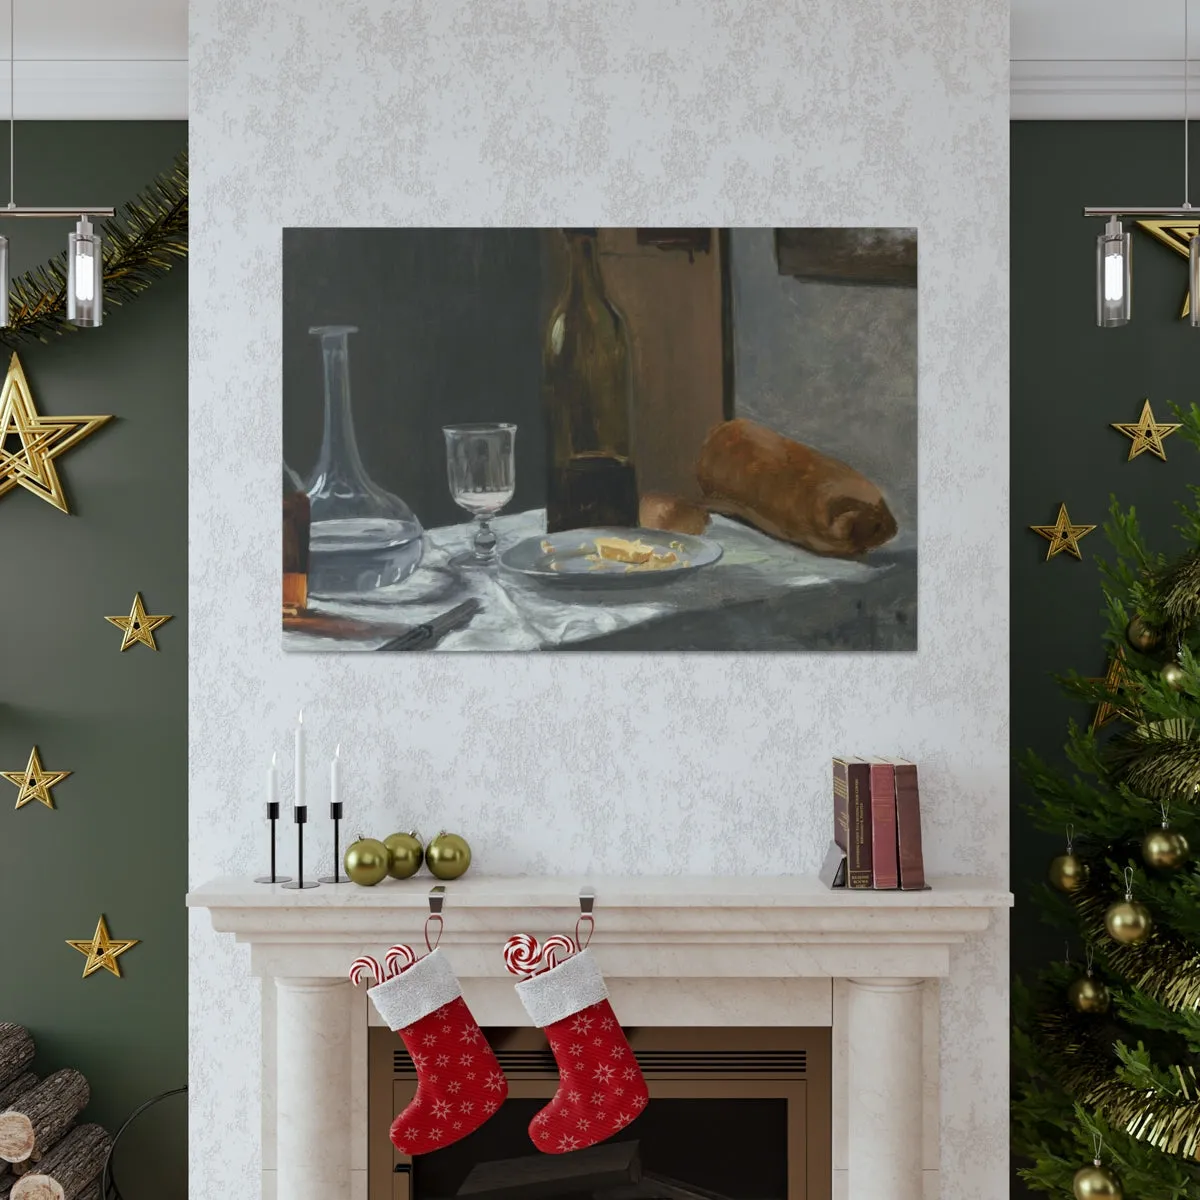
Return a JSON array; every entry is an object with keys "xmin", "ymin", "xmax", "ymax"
[{"xmin": 295, "ymin": 710, "xmax": 306, "ymax": 810}]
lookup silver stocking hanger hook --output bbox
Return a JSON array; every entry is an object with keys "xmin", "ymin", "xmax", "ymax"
[
  {"xmin": 576, "ymin": 887, "xmax": 596, "ymax": 949},
  {"xmin": 425, "ymin": 885, "xmax": 445, "ymax": 951}
]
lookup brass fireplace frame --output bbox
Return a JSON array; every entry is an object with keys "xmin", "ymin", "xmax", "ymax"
[{"xmin": 368, "ymin": 1025, "xmax": 832, "ymax": 1199}]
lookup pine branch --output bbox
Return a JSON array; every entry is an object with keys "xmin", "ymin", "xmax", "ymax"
[{"xmin": 0, "ymin": 152, "xmax": 188, "ymax": 345}]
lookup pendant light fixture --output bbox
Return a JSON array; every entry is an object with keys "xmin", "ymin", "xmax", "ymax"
[
  {"xmin": 0, "ymin": 0, "xmax": 112, "ymax": 329},
  {"xmin": 1085, "ymin": 0, "xmax": 1199, "ymax": 327}
]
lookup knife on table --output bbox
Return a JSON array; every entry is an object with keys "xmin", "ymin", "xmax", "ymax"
[{"xmin": 375, "ymin": 599, "xmax": 482, "ymax": 651}]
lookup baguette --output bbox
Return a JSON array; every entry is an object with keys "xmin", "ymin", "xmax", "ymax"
[{"xmin": 696, "ymin": 418, "xmax": 897, "ymax": 556}]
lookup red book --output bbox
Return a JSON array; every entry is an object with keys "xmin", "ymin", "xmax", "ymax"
[
  {"xmin": 893, "ymin": 759, "xmax": 926, "ymax": 890},
  {"xmin": 833, "ymin": 758, "xmax": 872, "ymax": 888},
  {"xmin": 868, "ymin": 760, "xmax": 899, "ymax": 890}
]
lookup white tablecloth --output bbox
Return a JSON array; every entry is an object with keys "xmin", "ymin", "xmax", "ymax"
[{"xmin": 283, "ymin": 509, "xmax": 908, "ymax": 652}]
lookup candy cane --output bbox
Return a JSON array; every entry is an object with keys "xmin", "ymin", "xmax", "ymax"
[
  {"xmin": 503, "ymin": 933, "xmax": 541, "ymax": 978},
  {"xmin": 348, "ymin": 955, "xmax": 384, "ymax": 987},
  {"xmin": 385, "ymin": 944, "xmax": 418, "ymax": 978},
  {"xmin": 539, "ymin": 934, "xmax": 576, "ymax": 972}
]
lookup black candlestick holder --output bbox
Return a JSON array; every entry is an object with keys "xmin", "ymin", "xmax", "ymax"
[
  {"xmin": 281, "ymin": 806, "xmax": 320, "ymax": 890},
  {"xmin": 319, "ymin": 802, "xmax": 348, "ymax": 883},
  {"xmin": 254, "ymin": 802, "xmax": 293, "ymax": 884}
]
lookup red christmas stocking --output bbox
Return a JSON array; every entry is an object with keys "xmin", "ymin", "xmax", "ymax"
[
  {"xmin": 514, "ymin": 948, "xmax": 648, "ymax": 1154},
  {"xmin": 364, "ymin": 949, "xmax": 508, "ymax": 1155}
]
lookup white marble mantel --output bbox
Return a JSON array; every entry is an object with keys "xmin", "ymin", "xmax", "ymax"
[{"xmin": 188, "ymin": 875, "xmax": 1010, "ymax": 1200}]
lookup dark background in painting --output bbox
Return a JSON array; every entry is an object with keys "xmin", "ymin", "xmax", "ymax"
[
  {"xmin": 1011, "ymin": 121, "xmax": 1200, "ymax": 1196},
  {"xmin": 0, "ymin": 123, "xmax": 187, "ymax": 1196},
  {"xmin": 282, "ymin": 228, "xmax": 918, "ymax": 544}
]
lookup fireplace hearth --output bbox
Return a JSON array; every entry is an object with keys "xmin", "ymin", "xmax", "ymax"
[{"xmin": 370, "ymin": 1027, "xmax": 829, "ymax": 1199}]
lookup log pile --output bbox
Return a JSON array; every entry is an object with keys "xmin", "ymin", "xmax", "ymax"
[{"xmin": 0, "ymin": 1027, "xmax": 109, "ymax": 1200}]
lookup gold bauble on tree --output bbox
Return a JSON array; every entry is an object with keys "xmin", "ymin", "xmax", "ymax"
[
  {"xmin": 344, "ymin": 836, "xmax": 391, "ymax": 886},
  {"xmin": 1142, "ymin": 826, "xmax": 1190, "ymax": 870},
  {"xmin": 383, "ymin": 831, "xmax": 424, "ymax": 880},
  {"xmin": 1105, "ymin": 898, "xmax": 1152, "ymax": 944},
  {"xmin": 1160, "ymin": 660, "xmax": 1188, "ymax": 691},
  {"xmin": 1125, "ymin": 614, "xmax": 1160, "ymax": 653},
  {"xmin": 1049, "ymin": 853, "xmax": 1088, "ymax": 893},
  {"xmin": 1073, "ymin": 1163, "xmax": 1122, "ymax": 1199},
  {"xmin": 1067, "ymin": 974, "xmax": 1110, "ymax": 1014},
  {"xmin": 425, "ymin": 831, "xmax": 472, "ymax": 880}
]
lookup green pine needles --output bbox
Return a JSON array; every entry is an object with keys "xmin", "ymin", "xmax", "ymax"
[
  {"xmin": 1014, "ymin": 404, "xmax": 1200, "ymax": 1196},
  {"xmin": 0, "ymin": 152, "xmax": 187, "ymax": 346}
]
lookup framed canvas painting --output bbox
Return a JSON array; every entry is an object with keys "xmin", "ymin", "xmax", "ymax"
[{"xmin": 281, "ymin": 227, "xmax": 917, "ymax": 651}]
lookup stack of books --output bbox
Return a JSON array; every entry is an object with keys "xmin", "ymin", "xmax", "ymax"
[{"xmin": 820, "ymin": 758, "xmax": 926, "ymax": 890}]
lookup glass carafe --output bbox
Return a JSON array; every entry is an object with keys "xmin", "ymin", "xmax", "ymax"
[{"xmin": 304, "ymin": 325, "xmax": 424, "ymax": 598}]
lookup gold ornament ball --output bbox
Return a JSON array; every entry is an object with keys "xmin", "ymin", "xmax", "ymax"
[
  {"xmin": 1073, "ymin": 1163, "xmax": 1122, "ymax": 1199},
  {"xmin": 1125, "ymin": 615, "xmax": 1159, "ymax": 653},
  {"xmin": 384, "ymin": 831, "xmax": 424, "ymax": 880},
  {"xmin": 1142, "ymin": 827, "xmax": 1190, "ymax": 870},
  {"xmin": 1105, "ymin": 898, "xmax": 1152, "ymax": 944},
  {"xmin": 1049, "ymin": 853, "xmax": 1088, "ymax": 893},
  {"xmin": 343, "ymin": 837, "xmax": 391, "ymax": 887},
  {"xmin": 425, "ymin": 831, "xmax": 472, "ymax": 880},
  {"xmin": 1161, "ymin": 661, "xmax": 1188, "ymax": 692},
  {"xmin": 1067, "ymin": 976, "xmax": 1110, "ymax": 1014}
]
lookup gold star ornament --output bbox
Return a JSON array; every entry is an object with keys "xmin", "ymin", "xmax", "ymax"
[
  {"xmin": 0, "ymin": 352, "xmax": 112, "ymax": 513},
  {"xmin": 1, "ymin": 746, "xmax": 71, "ymax": 810},
  {"xmin": 105, "ymin": 592, "xmax": 172, "ymax": 651},
  {"xmin": 1136, "ymin": 219, "xmax": 1200, "ymax": 317},
  {"xmin": 1111, "ymin": 399, "xmax": 1180, "ymax": 461},
  {"xmin": 66, "ymin": 915, "xmax": 139, "ymax": 979},
  {"xmin": 1030, "ymin": 503, "xmax": 1096, "ymax": 561},
  {"xmin": 1090, "ymin": 649, "xmax": 1140, "ymax": 731}
]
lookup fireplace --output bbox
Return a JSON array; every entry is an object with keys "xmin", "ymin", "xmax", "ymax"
[{"xmin": 368, "ymin": 1027, "xmax": 831, "ymax": 1199}]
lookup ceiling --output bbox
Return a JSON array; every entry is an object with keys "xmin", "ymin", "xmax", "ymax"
[{"xmin": 6, "ymin": 0, "xmax": 1194, "ymax": 121}]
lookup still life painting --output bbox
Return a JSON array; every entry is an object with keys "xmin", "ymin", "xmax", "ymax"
[{"xmin": 281, "ymin": 227, "xmax": 917, "ymax": 651}]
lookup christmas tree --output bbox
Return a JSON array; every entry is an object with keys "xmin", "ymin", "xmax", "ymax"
[{"xmin": 1013, "ymin": 405, "xmax": 1200, "ymax": 1197}]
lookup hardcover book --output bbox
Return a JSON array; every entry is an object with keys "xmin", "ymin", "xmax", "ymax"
[
  {"xmin": 833, "ymin": 757, "xmax": 872, "ymax": 888},
  {"xmin": 868, "ymin": 759, "xmax": 899, "ymax": 889},
  {"xmin": 893, "ymin": 758, "xmax": 926, "ymax": 890}
]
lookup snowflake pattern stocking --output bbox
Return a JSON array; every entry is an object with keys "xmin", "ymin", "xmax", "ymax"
[
  {"xmin": 514, "ymin": 948, "xmax": 649, "ymax": 1154},
  {"xmin": 365, "ymin": 949, "xmax": 508, "ymax": 1155}
]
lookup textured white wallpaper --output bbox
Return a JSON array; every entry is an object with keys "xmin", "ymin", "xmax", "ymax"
[{"xmin": 188, "ymin": 2, "xmax": 1010, "ymax": 1196}]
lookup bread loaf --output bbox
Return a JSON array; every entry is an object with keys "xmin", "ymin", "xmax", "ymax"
[
  {"xmin": 696, "ymin": 418, "xmax": 897, "ymax": 557},
  {"xmin": 638, "ymin": 492, "xmax": 710, "ymax": 536}
]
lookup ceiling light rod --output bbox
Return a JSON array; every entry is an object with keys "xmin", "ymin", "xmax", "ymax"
[{"xmin": 0, "ymin": 206, "xmax": 114, "ymax": 218}]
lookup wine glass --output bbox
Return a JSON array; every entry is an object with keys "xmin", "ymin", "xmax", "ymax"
[{"xmin": 442, "ymin": 423, "xmax": 517, "ymax": 566}]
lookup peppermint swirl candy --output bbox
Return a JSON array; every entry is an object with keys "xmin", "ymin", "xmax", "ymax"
[
  {"xmin": 503, "ymin": 933, "xmax": 540, "ymax": 978},
  {"xmin": 348, "ymin": 955, "xmax": 384, "ymax": 987}
]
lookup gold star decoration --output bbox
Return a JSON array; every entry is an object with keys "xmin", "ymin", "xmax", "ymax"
[
  {"xmin": 1, "ymin": 746, "xmax": 71, "ymax": 810},
  {"xmin": 1029, "ymin": 503, "xmax": 1096, "ymax": 561},
  {"xmin": 1136, "ymin": 220, "xmax": 1200, "ymax": 317},
  {"xmin": 105, "ymin": 592, "xmax": 172, "ymax": 651},
  {"xmin": 1111, "ymin": 399, "xmax": 1181, "ymax": 461},
  {"xmin": 66, "ymin": 915, "xmax": 139, "ymax": 979},
  {"xmin": 0, "ymin": 352, "xmax": 112, "ymax": 513},
  {"xmin": 1090, "ymin": 648, "xmax": 1140, "ymax": 731}
]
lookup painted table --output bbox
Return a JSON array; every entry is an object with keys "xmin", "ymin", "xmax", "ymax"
[{"xmin": 283, "ymin": 508, "xmax": 916, "ymax": 652}]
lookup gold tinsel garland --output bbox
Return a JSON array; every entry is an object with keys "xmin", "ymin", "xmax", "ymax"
[
  {"xmin": 0, "ymin": 152, "xmax": 187, "ymax": 345},
  {"xmin": 1039, "ymin": 1006, "xmax": 1200, "ymax": 1160}
]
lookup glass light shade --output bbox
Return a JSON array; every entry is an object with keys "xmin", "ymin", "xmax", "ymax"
[
  {"xmin": 0, "ymin": 235, "xmax": 9, "ymax": 327},
  {"xmin": 1096, "ymin": 217, "xmax": 1131, "ymax": 327},
  {"xmin": 67, "ymin": 217, "xmax": 103, "ymax": 327},
  {"xmin": 1190, "ymin": 235, "xmax": 1200, "ymax": 328}
]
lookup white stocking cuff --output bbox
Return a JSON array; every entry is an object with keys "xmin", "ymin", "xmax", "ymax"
[
  {"xmin": 367, "ymin": 949, "xmax": 462, "ymax": 1031},
  {"xmin": 515, "ymin": 949, "xmax": 608, "ymax": 1028}
]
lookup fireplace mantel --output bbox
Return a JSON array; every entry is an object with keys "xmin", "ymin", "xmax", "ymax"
[{"xmin": 188, "ymin": 875, "xmax": 1010, "ymax": 1200}]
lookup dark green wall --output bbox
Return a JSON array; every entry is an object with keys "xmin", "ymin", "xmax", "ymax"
[
  {"xmin": 1012, "ymin": 121, "xmax": 1200, "ymax": 1193},
  {"xmin": 0, "ymin": 123, "xmax": 186, "ymax": 1197}
]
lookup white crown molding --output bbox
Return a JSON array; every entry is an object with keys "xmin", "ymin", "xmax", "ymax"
[
  {"xmin": 1012, "ymin": 59, "xmax": 1200, "ymax": 120},
  {"xmin": 0, "ymin": 60, "xmax": 186, "ymax": 120}
]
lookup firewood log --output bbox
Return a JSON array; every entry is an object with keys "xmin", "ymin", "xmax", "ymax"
[
  {"xmin": 0, "ymin": 1072, "xmax": 89, "ymax": 1163},
  {"xmin": 456, "ymin": 1139, "xmax": 641, "ymax": 1198},
  {"xmin": 0, "ymin": 1031, "xmax": 33, "ymax": 1094},
  {"xmin": 9, "ymin": 1125, "xmax": 110, "ymax": 1200},
  {"xmin": 0, "ymin": 1081, "xmax": 34, "ymax": 1115}
]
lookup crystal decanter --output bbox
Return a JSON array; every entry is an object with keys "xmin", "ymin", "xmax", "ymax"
[{"xmin": 304, "ymin": 325, "xmax": 424, "ymax": 599}]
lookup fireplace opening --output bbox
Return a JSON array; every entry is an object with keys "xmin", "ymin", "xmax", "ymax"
[{"xmin": 368, "ymin": 1026, "xmax": 831, "ymax": 1200}]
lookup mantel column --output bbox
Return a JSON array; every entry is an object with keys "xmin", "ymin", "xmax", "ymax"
[
  {"xmin": 276, "ymin": 977, "xmax": 352, "ymax": 1200},
  {"xmin": 846, "ymin": 978, "xmax": 924, "ymax": 1200}
]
